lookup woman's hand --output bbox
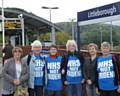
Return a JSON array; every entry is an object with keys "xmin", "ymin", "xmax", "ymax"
[
  {"xmin": 81, "ymin": 79, "xmax": 85, "ymax": 84},
  {"xmin": 13, "ymin": 79, "xmax": 20, "ymax": 86},
  {"xmin": 64, "ymin": 81, "xmax": 68, "ymax": 85},
  {"xmin": 117, "ymin": 86, "xmax": 120, "ymax": 93},
  {"xmin": 87, "ymin": 80, "xmax": 92, "ymax": 85},
  {"xmin": 61, "ymin": 69, "xmax": 65, "ymax": 74},
  {"xmin": 96, "ymin": 88, "xmax": 100, "ymax": 95}
]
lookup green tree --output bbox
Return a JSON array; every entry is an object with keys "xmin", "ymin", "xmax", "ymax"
[
  {"xmin": 39, "ymin": 32, "xmax": 71, "ymax": 45},
  {"xmin": 56, "ymin": 32, "xmax": 71, "ymax": 45},
  {"xmin": 39, "ymin": 33, "xmax": 50, "ymax": 41}
]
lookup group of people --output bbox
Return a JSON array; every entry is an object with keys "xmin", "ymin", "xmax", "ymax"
[{"xmin": 1, "ymin": 39, "xmax": 120, "ymax": 96}]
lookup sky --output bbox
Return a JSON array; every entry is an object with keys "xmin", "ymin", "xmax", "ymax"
[{"xmin": 0, "ymin": 0, "xmax": 120, "ymax": 23}]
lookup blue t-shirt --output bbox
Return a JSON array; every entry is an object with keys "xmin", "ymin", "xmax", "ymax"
[
  {"xmin": 45, "ymin": 56, "xmax": 63, "ymax": 91},
  {"xmin": 66, "ymin": 55, "xmax": 82, "ymax": 84},
  {"xmin": 34, "ymin": 56, "xmax": 45, "ymax": 86},
  {"xmin": 97, "ymin": 54, "xmax": 118, "ymax": 90}
]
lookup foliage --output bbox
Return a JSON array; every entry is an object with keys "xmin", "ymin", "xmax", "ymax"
[
  {"xmin": 39, "ymin": 32, "xmax": 71, "ymax": 45},
  {"xmin": 0, "ymin": 35, "xmax": 2, "ymax": 43},
  {"xmin": 56, "ymin": 32, "xmax": 71, "ymax": 45},
  {"xmin": 56, "ymin": 22, "xmax": 120, "ymax": 47},
  {"xmin": 39, "ymin": 33, "xmax": 50, "ymax": 42},
  {"xmin": 80, "ymin": 24, "xmax": 120, "ymax": 47},
  {"xmin": 113, "ymin": 45, "xmax": 120, "ymax": 51}
]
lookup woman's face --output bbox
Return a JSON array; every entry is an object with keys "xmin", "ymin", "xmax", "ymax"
[
  {"xmin": 50, "ymin": 47, "xmax": 57, "ymax": 55},
  {"xmin": 33, "ymin": 47, "xmax": 41, "ymax": 56},
  {"xmin": 101, "ymin": 46, "xmax": 110, "ymax": 55},
  {"xmin": 68, "ymin": 44, "xmax": 76, "ymax": 52},
  {"xmin": 13, "ymin": 50, "xmax": 22, "ymax": 60}
]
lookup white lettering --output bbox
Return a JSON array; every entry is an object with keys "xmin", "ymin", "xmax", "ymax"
[
  {"xmin": 99, "ymin": 67, "xmax": 111, "ymax": 72},
  {"xmin": 99, "ymin": 71, "xmax": 114, "ymax": 79},
  {"xmin": 68, "ymin": 60, "xmax": 81, "ymax": 67},
  {"xmin": 98, "ymin": 60, "xmax": 112, "ymax": 68},
  {"xmin": 49, "ymin": 70, "xmax": 59, "ymax": 74},
  {"xmin": 48, "ymin": 74, "xmax": 61, "ymax": 80},
  {"xmin": 35, "ymin": 71, "xmax": 43, "ymax": 77},
  {"xmin": 47, "ymin": 62, "xmax": 60, "ymax": 70},
  {"xmin": 67, "ymin": 70, "xmax": 81, "ymax": 77},
  {"xmin": 88, "ymin": 6, "xmax": 116, "ymax": 18}
]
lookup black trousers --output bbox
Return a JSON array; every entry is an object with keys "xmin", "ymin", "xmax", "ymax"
[
  {"xmin": 45, "ymin": 90, "xmax": 62, "ymax": 96},
  {"xmin": 28, "ymin": 86, "xmax": 44, "ymax": 96},
  {"xmin": 100, "ymin": 90, "xmax": 118, "ymax": 96}
]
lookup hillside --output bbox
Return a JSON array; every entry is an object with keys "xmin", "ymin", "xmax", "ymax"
[{"xmin": 56, "ymin": 22, "xmax": 120, "ymax": 48}]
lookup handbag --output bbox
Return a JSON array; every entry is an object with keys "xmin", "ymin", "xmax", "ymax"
[{"xmin": 14, "ymin": 86, "xmax": 28, "ymax": 96}]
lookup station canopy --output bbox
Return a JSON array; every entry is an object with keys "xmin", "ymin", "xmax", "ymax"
[{"xmin": 0, "ymin": 7, "xmax": 63, "ymax": 36}]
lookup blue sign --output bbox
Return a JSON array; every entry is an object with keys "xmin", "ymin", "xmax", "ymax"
[{"xmin": 77, "ymin": 1, "xmax": 120, "ymax": 22}]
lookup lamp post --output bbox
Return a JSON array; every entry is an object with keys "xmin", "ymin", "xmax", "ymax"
[
  {"xmin": 2, "ymin": 0, "xmax": 5, "ymax": 48},
  {"xmin": 18, "ymin": 14, "xmax": 25, "ymax": 46},
  {"xmin": 69, "ymin": 18, "xmax": 76, "ymax": 40},
  {"xmin": 99, "ymin": 23, "xmax": 103, "ymax": 45},
  {"xmin": 41, "ymin": 6, "xmax": 59, "ymax": 44},
  {"xmin": 41, "ymin": 6, "xmax": 59, "ymax": 22},
  {"xmin": 110, "ymin": 21, "xmax": 113, "ymax": 50}
]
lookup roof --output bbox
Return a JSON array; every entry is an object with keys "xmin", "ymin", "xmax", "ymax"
[{"xmin": 0, "ymin": 7, "xmax": 63, "ymax": 35}]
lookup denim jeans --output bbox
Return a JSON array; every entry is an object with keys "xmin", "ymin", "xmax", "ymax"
[
  {"xmin": 45, "ymin": 90, "xmax": 62, "ymax": 96},
  {"xmin": 67, "ymin": 83, "xmax": 82, "ymax": 96},
  {"xmin": 2, "ymin": 94, "xmax": 14, "ymax": 96},
  {"xmin": 28, "ymin": 86, "xmax": 44, "ymax": 96},
  {"xmin": 86, "ymin": 83, "xmax": 96, "ymax": 96}
]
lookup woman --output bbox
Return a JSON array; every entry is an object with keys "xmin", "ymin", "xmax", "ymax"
[
  {"xmin": 27, "ymin": 40, "xmax": 45, "ymax": 96},
  {"xmin": 45, "ymin": 45, "xmax": 63, "ymax": 96},
  {"xmin": 2, "ymin": 47, "xmax": 29, "ymax": 96},
  {"xmin": 83, "ymin": 43, "xmax": 98, "ymax": 96},
  {"xmin": 62, "ymin": 40, "xmax": 84, "ymax": 96},
  {"xmin": 96, "ymin": 42, "xmax": 120, "ymax": 96}
]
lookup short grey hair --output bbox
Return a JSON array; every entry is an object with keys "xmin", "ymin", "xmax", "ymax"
[
  {"xmin": 88, "ymin": 43, "xmax": 98, "ymax": 50},
  {"xmin": 31, "ymin": 40, "xmax": 42, "ymax": 50},
  {"xmin": 101, "ymin": 41, "xmax": 110, "ymax": 49}
]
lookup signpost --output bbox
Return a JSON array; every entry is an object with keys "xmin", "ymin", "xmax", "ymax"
[
  {"xmin": 1, "ymin": 0, "xmax": 25, "ymax": 47},
  {"xmin": 4, "ymin": 20, "xmax": 21, "ymax": 29},
  {"xmin": 0, "ymin": 17, "xmax": 25, "ymax": 46},
  {"xmin": 77, "ymin": 1, "xmax": 120, "ymax": 50}
]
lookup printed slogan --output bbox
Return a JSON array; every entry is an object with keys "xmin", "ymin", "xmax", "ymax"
[
  {"xmin": 35, "ymin": 60, "xmax": 44, "ymax": 77},
  {"xmin": 67, "ymin": 59, "xmax": 81, "ymax": 77},
  {"xmin": 47, "ymin": 62, "xmax": 61, "ymax": 80},
  {"xmin": 98, "ymin": 60, "xmax": 114, "ymax": 79}
]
